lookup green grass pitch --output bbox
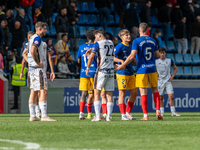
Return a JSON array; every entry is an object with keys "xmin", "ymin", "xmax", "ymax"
[{"xmin": 0, "ymin": 113, "xmax": 200, "ymax": 150}]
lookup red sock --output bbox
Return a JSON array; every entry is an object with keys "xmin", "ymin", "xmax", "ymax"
[
  {"xmin": 119, "ymin": 103, "xmax": 126, "ymax": 114},
  {"xmin": 126, "ymin": 101, "xmax": 134, "ymax": 113},
  {"xmin": 101, "ymin": 104, "xmax": 107, "ymax": 114},
  {"xmin": 153, "ymin": 92, "xmax": 160, "ymax": 111},
  {"xmin": 87, "ymin": 103, "xmax": 93, "ymax": 113},
  {"xmin": 141, "ymin": 95, "xmax": 148, "ymax": 114},
  {"xmin": 80, "ymin": 101, "xmax": 85, "ymax": 113}
]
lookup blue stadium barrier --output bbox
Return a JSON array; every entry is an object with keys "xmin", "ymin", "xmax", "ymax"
[
  {"xmin": 88, "ymin": 2, "xmax": 99, "ymax": 13},
  {"xmin": 52, "ymin": 13, "xmax": 58, "ymax": 24},
  {"xmin": 166, "ymin": 53, "xmax": 174, "ymax": 61},
  {"xmin": 79, "ymin": 26, "xmax": 86, "ymax": 37},
  {"xmin": 175, "ymin": 54, "xmax": 183, "ymax": 65},
  {"xmin": 79, "ymin": 2, "xmax": 89, "ymax": 13},
  {"xmin": 192, "ymin": 66, "xmax": 200, "ymax": 78},
  {"xmin": 192, "ymin": 54, "xmax": 200, "ymax": 65},
  {"xmin": 183, "ymin": 54, "xmax": 192, "ymax": 65},
  {"xmin": 183, "ymin": 66, "xmax": 192, "ymax": 78},
  {"xmin": 176, "ymin": 66, "xmax": 183, "ymax": 78},
  {"xmin": 77, "ymin": 14, "xmax": 87, "ymax": 25},
  {"xmin": 86, "ymin": 14, "xmax": 98, "ymax": 25},
  {"xmin": 167, "ymin": 41, "xmax": 175, "ymax": 52}
]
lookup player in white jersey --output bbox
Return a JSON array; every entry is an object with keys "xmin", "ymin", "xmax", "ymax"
[
  {"xmin": 156, "ymin": 47, "xmax": 180, "ymax": 117},
  {"xmin": 86, "ymin": 30, "xmax": 115, "ymax": 121},
  {"xmin": 27, "ymin": 22, "xmax": 56, "ymax": 121}
]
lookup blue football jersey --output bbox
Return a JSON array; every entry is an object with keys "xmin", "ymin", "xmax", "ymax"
[
  {"xmin": 77, "ymin": 43, "xmax": 97, "ymax": 78},
  {"xmin": 132, "ymin": 36, "xmax": 158, "ymax": 74},
  {"xmin": 114, "ymin": 43, "xmax": 134, "ymax": 76}
]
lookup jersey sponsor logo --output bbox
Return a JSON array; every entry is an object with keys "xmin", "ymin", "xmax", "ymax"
[
  {"xmin": 34, "ymin": 41, "xmax": 39, "ymax": 45},
  {"xmin": 142, "ymin": 64, "xmax": 155, "ymax": 68}
]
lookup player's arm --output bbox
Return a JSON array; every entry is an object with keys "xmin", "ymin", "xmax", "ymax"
[
  {"xmin": 86, "ymin": 52, "xmax": 95, "ymax": 76},
  {"xmin": 132, "ymin": 58, "xmax": 136, "ymax": 65},
  {"xmin": 114, "ymin": 56, "xmax": 124, "ymax": 64},
  {"xmin": 20, "ymin": 58, "xmax": 27, "ymax": 80},
  {"xmin": 30, "ymin": 45, "xmax": 43, "ymax": 68},
  {"xmin": 22, "ymin": 47, "xmax": 28, "ymax": 62},
  {"xmin": 154, "ymin": 51, "xmax": 160, "ymax": 59},
  {"xmin": 47, "ymin": 51, "xmax": 55, "ymax": 81},
  {"xmin": 169, "ymin": 60, "xmax": 178, "ymax": 82},
  {"xmin": 117, "ymin": 50, "xmax": 137, "ymax": 70}
]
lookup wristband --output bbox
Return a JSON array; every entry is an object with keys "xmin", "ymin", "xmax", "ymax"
[{"xmin": 86, "ymin": 67, "xmax": 89, "ymax": 70}]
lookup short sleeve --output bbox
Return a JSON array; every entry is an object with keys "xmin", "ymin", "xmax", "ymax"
[
  {"xmin": 92, "ymin": 42, "xmax": 99, "ymax": 53},
  {"xmin": 23, "ymin": 43, "xmax": 27, "ymax": 51},
  {"xmin": 47, "ymin": 45, "xmax": 51, "ymax": 52},
  {"xmin": 132, "ymin": 39, "xmax": 138, "ymax": 51},
  {"xmin": 77, "ymin": 46, "xmax": 81, "ymax": 59},
  {"xmin": 33, "ymin": 36, "xmax": 41, "ymax": 47},
  {"xmin": 171, "ymin": 59, "xmax": 175, "ymax": 66},
  {"xmin": 114, "ymin": 44, "xmax": 121, "ymax": 56}
]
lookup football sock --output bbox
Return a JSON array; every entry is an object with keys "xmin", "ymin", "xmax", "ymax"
[
  {"xmin": 107, "ymin": 102, "xmax": 113, "ymax": 118},
  {"xmin": 141, "ymin": 95, "xmax": 148, "ymax": 115},
  {"xmin": 170, "ymin": 106, "xmax": 175, "ymax": 113},
  {"xmin": 35, "ymin": 105, "xmax": 40, "ymax": 113},
  {"xmin": 153, "ymin": 92, "xmax": 160, "ymax": 111},
  {"xmin": 144, "ymin": 114, "xmax": 148, "ymax": 118},
  {"xmin": 79, "ymin": 101, "xmax": 85, "ymax": 113},
  {"xmin": 94, "ymin": 101, "xmax": 101, "ymax": 118},
  {"xmin": 39, "ymin": 101, "xmax": 47, "ymax": 118},
  {"xmin": 87, "ymin": 103, "xmax": 93, "ymax": 113},
  {"xmin": 29, "ymin": 104, "xmax": 36, "ymax": 118},
  {"xmin": 101, "ymin": 103, "xmax": 107, "ymax": 115},
  {"xmin": 126, "ymin": 101, "xmax": 134, "ymax": 113},
  {"xmin": 160, "ymin": 107, "xmax": 164, "ymax": 114},
  {"xmin": 119, "ymin": 103, "xmax": 126, "ymax": 115}
]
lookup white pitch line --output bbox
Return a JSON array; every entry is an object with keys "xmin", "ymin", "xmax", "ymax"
[{"xmin": 0, "ymin": 139, "xmax": 40, "ymax": 149}]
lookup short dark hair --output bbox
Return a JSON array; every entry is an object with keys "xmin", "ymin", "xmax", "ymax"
[
  {"xmin": 61, "ymin": 33, "xmax": 67, "ymax": 39},
  {"xmin": 35, "ymin": 21, "xmax": 47, "ymax": 30},
  {"xmin": 174, "ymin": 3, "xmax": 180, "ymax": 7},
  {"xmin": 159, "ymin": 47, "xmax": 167, "ymax": 53},
  {"xmin": 155, "ymin": 29, "xmax": 161, "ymax": 33},
  {"xmin": 35, "ymin": 6, "xmax": 41, "ymax": 10},
  {"xmin": 93, "ymin": 29, "xmax": 106, "ymax": 38},
  {"xmin": 86, "ymin": 29, "xmax": 95, "ymax": 42},
  {"xmin": 167, "ymin": 2, "xmax": 172, "ymax": 5}
]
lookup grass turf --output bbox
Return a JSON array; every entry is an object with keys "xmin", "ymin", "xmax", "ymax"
[{"xmin": 0, "ymin": 113, "xmax": 200, "ymax": 150}]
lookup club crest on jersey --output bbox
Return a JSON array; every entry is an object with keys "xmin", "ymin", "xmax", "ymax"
[{"xmin": 34, "ymin": 41, "xmax": 39, "ymax": 45}]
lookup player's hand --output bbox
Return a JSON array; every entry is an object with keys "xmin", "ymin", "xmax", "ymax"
[
  {"xmin": 120, "ymin": 60, "xmax": 124, "ymax": 64},
  {"xmin": 50, "ymin": 72, "xmax": 55, "ymax": 81},
  {"xmin": 68, "ymin": 71, "xmax": 71, "ymax": 74},
  {"xmin": 168, "ymin": 77, "xmax": 173, "ymax": 82},
  {"xmin": 86, "ymin": 69, "xmax": 90, "ymax": 77},
  {"xmin": 85, "ymin": 48, "xmax": 92, "ymax": 57},
  {"xmin": 116, "ymin": 64, "xmax": 125, "ymax": 70},
  {"xmin": 38, "ymin": 63, "xmax": 44, "ymax": 68},
  {"xmin": 20, "ymin": 72, "xmax": 23, "ymax": 80}
]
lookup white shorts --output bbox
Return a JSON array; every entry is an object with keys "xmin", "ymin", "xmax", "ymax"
[
  {"xmin": 158, "ymin": 81, "xmax": 174, "ymax": 95},
  {"xmin": 94, "ymin": 71, "xmax": 114, "ymax": 91},
  {"xmin": 29, "ymin": 68, "xmax": 48, "ymax": 91}
]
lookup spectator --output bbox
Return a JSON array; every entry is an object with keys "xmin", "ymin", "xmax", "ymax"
[
  {"xmin": 11, "ymin": 57, "xmax": 28, "ymax": 109},
  {"xmin": 165, "ymin": 0, "xmax": 177, "ymax": 9},
  {"xmin": 194, "ymin": 1, "xmax": 200, "ymax": 17},
  {"xmin": 67, "ymin": 0, "xmax": 80, "ymax": 22},
  {"xmin": 66, "ymin": 54, "xmax": 78, "ymax": 79},
  {"xmin": 140, "ymin": 1, "xmax": 151, "ymax": 26},
  {"xmin": 59, "ymin": 0, "xmax": 68, "ymax": 9},
  {"xmin": 123, "ymin": 2, "xmax": 139, "ymax": 32},
  {"xmin": 1, "ymin": 20, "xmax": 10, "ymax": 54},
  {"xmin": 112, "ymin": 37, "xmax": 118, "ymax": 47},
  {"xmin": 155, "ymin": 29, "xmax": 163, "ymax": 48},
  {"xmin": 55, "ymin": 7, "xmax": 69, "ymax": 41},
  {"xmin": 171, "ymin": 3, "xmax": 183, "ymax": 29},
  {"xmin": 46, "ymin": 38, "xmax": 57, "ymax": 64},
  {"xmin": 57, "ymin": 55, "xmax": 70, "ymax": 79},
  {"xmin": 0, "ymin": 1, "xmax": 7, "ymax": 11},
  {"xmin": 174, "ymin": 17, "xmax": 187, "ymax": 55},
  {"xmin": 15, "ymin": 8, "xmax": 27, "ymax": 35},
  {"xmin": 114, "ymin": 0, "xmax": 128, "ymax": 27},
  {"xmin": 43, "ymin": 0, "xmax": 56, "ymax": 26},
  {"xmin": 6, "ymin": 0, "xmax": 20, "ymax": 18},
  {"xmin": 0, "ymin": 6, "xmax": 6, "ymax": 23},
  {"xmin": 0, "ymin": 26, "xmax": 4, "ymax": 54},
  {"xmin": 11, "ymin": 21, "xmax": 25, "ymax": 56},
  {"xmin": 177, "ymin": 0, "xmax": 188, "ymax": 10},
  {"xmin": 33, "ymin": 0, "xmax": 43, "ymax": 10},
  {"xmin": 158, "ymin": 2, "xmax": 172, "ymax": 48},
  {"xmin": 184, "ymin": 3, "xmax": 196, "ymax": 40},
  {"xmin": 95, "ymin": 0, "xmax": 111, "ymax": 28},
  {"xmin": 0, "ymin": 51, "xmax": 4, "ymax": 70},
  {"xmin": 131, "ymin": 27, "xmax": 138, "ymax": 43},
  {"xmin": 152, "ymin": 31, "xmax": 160, "ymax": 47},
  {"xmin": 20, "ymin": 0, "xmax": 34, "ymax": 29},
  {"xmin": 55, "ymin": 33, "xmax": 70, "ymax": 60},
  {"xmin": 6, "ymin": 9, "xmax": 15, "ymax": 32},
  {"xmin": 33, "ymin": 7, "xmax": 45, "ymax": 24},
  {"xmin": 190, "ymin": 16, "xmax": 200, "ymax": 56},
  {"xmin": 68, "ymin": 18, "xmax": 80, "ymax": 57}
]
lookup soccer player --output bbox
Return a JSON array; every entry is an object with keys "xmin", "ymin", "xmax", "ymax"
[
  {"xmin": 86, "ymin": 30, "xmax": 115, "ymax": 121},
  {"xmin": 77, "ymin": 29, "xmax": 97, "ymax": 120},
  {"xmin": 114, "ymin": 29, "xmax": 137, "ymax": 120},
  {"xmin": 156, "ymin": 47, "xmax": 180, "ymax": 117},
  {"xmin": 117, "ymin": 22, "xmax": 163, "ymax": 120},
  {"xmin": 28, "ymin": 22, "xmax": 56, "ymax": 121}
]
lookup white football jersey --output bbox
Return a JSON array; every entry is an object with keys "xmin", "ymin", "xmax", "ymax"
[
  {"xmin": 92, "ymin": 40, "xmax": 114, "ymax": 74},
  {"xmin": 156, "ymin": 58, "xmax": 175, "ymax": 83}
]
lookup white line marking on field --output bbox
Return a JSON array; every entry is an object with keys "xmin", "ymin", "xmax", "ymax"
[{"xmin": 0, "ymin": 139, "xmax": 40, "ymax": 149}]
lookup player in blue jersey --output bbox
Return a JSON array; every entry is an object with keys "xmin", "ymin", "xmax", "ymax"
[
  {"xmin": 117, "ymin": 23, "xmax": 163, "ymax": 121},
  {"xmin": 114, "ymin": 29, "xmax": 137, "ymax": 120},
  {"xmin": 77, "ymin": 30, "xmax": 97, "ymax": 120}
]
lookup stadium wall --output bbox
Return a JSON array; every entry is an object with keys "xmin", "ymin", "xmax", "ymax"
[{"xmin": 20, "ymin": 79, "xmax": 200, "ymax": 113}]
